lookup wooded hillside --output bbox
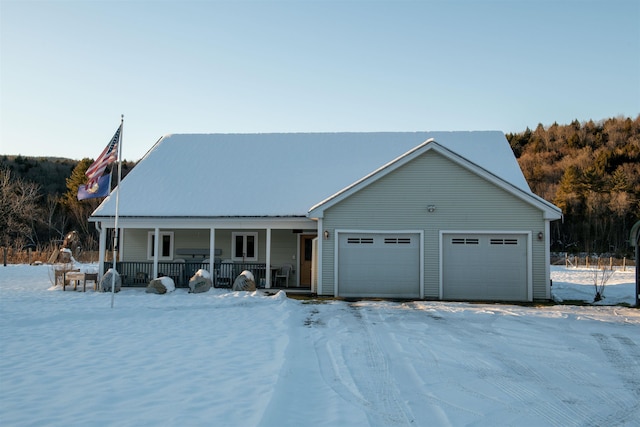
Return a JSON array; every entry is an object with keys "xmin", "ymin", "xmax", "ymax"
[
  {"xmin": 1, "ymin": 116, "xmax": 639, "ymax": 256},
  {"xmin": 0, "ymin": 156, "xmax": 134, "ymax": 252},
  {"xmin": 506, "ymin": 115, "xmax": 640, "ymax": 255}
]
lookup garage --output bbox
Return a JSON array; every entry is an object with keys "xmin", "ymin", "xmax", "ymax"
[
  {"xmin": 442, "ymin": 233, "xmax": 530, "ymax": 301},
  {"xmin": 337, "ymin": 232, "xmax": 421, "ymax": 298}
]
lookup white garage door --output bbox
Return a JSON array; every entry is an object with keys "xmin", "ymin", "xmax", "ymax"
[
  {"xmin": 338, "ymin": 232, "xmax": 420, "ymax": 298},
  {"xmin": 442, "ymin": 233, "xmax": 529, "ymax": 301}
]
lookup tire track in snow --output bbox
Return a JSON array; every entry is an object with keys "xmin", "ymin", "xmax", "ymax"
[
  {"xmin": 375, "ymin": 302, "xmax": 555, "ymax": 425},
  {"xmin": 590, "ymin": 332, "xmax": 640, "ymax": 426},
  {"xmin": 593, "ymin": 333, "xmax": 640, "ymax": 397},
  {"xmin": 369, "ymin": 305, "xmax": 488, "ymax": 425},
  {"xmin": 490, "ymin": 354, "xmax": 593, "ymax": 426},
  {"xmin": 350, "ymin": 304, "xmax": 415, "ymax": 426},
  {"xmin": 441, "ymin": 341, "xmax": 577, "ymax": 426},
  {"xmin": 614, "ymin": 334, "xmax": 640, "ymax": 361},
  {"xmin": 310, "ymin": 301, "xmax": 639, "ymax": 426},
  {"xmin": 406, "ymin": 303, "xmax": 564, "ymax": 424},
  {"xmin": 405, "ymin": 312, "xmax": 504, "ymax": 424},
  {"xmin": 438, "ymin": 312, "xmax": 640, "ymax": 427},
  {"xmin": 312, "ymin": 304, "xmax": 414, "ymax": 426},
  {"xmin": 411, "ymin": 306, "xmax": 594, "ymax": 426}
]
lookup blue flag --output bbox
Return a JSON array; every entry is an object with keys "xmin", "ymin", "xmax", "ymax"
[{"xmin": 77, "ymin": 174, "xmax": 111, "ymax": 200}]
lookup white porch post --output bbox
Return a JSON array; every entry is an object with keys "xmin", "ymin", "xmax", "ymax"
[
  {"xmin": 98, "ymin": 222, "xmax": 106, "ymax": 277},
  {"xmin": 153, "ymin": 227, "xmax": 159, "ymax": 279},
  {"xmin": 209, "ymin": 227, "xmax": 216, "ymax": 277},
  {"xmin": 265, "ymin": 228, "xmax": 272, "ymax": 288}
]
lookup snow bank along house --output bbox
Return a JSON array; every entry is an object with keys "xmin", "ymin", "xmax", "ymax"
[{"xmin": 89, "ymin": 132, "xmax": 562, "ymax": 302}]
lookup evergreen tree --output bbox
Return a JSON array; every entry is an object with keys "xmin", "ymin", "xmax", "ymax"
[
  {"xmin": 609, "ymin": 167, "xmax": 630, "ymax": 192},
  {"xmin": 62, "ymin": 159, "xmax": 103, "ymax": 239},
  {"xmin": 554, "ymin": 166, "xmax": 583, "ymax": 214}
]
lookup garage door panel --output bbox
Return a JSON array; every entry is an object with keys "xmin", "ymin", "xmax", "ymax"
[
  {"xmin": 443, "ymin": 233, "xmax": 528, "ymax": 301},
  {"xmin": 338, "ymin": 233, "xmax": 420, "ymax": 298}
]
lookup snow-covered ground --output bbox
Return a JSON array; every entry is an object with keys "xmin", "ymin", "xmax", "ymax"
[
  {"xmin": 0, "ymin": 264, "xmax": 638, "ymax": 427},
  {"xmin": 550, "ymin": 264, "xmax": 637, "ymax": 305}
]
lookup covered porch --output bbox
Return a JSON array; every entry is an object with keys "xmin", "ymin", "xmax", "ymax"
[
  {"xmin": 93, "ymin": 216, "xmax": 318, "ymax": 291},
  {"xmin": 105, "ymin": 260, "xmax": 282, "ymax": 289}
]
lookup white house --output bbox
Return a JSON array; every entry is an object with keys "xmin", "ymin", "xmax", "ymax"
[{"xmin": 89, "ymin": 131, "xmax": 562, "ymax": 301}]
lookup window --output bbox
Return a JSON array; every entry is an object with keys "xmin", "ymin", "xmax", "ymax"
[
  {"xmin": 147, "ymin": 231, "xmax": 174, "ymax": 260},
  {"xmin": 347, "ymin": 237, "xmax": 374, "ymax": 244},
  {"xmin": 304, "ymin": 238, "xmax": 313, "ymax": 261},
  {"xmin": 384, "ymin": 237, "xmax": 411, "ymax": 244},
  {"xmin": 490, "ymin": 238, "xmax": 519, "ymax": 245},
  {"xmin": 452, "ymin": 238, "xmax": 479, "ymax": 245},
  {"xmin": 232, "ymin": 232, "xmax": 258, "ymax": 261}
]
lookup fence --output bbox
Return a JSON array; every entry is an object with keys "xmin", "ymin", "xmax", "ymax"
[
  {"xmin": 2, "ymin": 247, "xmax": 100, "ymax": 265},
  {"xmin": 552, "ymin": 253, "xmax": 636, "ymax": 270}
]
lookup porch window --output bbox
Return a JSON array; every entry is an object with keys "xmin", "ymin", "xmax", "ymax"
[
  {"xmin": 232, "ymin": 232, "xmax": 257, "ymax": 261},
  {"xmin": 147, "ymin": 231, "xmax": 174, "ymax": 260}
]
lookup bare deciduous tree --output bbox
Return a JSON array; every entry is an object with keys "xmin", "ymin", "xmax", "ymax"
[
  {"xmin": 44, "ymin": 194, "xmax": 69, "ymax": 243},
  {"xmin": 0, "ymin": 168, "xmax": 42, "ymax": 264},
  {"xmin": 590, "ymin": 258, "xmax": 616, "ymax": 302}
]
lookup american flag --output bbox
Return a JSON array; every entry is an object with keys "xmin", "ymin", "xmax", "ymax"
[{"xmin": 85, "ymin": 124, "xmax": 121, "ymax": 188}]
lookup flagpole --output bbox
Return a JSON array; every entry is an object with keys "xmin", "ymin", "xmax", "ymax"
[{"xmin": 111, "ymin": 114, "xmax": 124, "ymax": 308}]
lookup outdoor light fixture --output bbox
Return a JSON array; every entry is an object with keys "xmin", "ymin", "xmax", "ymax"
[
  {"xmin": 427, "ymin": 205, "xmax": 436, "ymax": 213},
  {"xmin": 537, "ymin": 231, "xmax": 544, "ymax": 240},
  {"xmin": 324, "ymin": 230, "xmax": 330, "ymax": 240}
]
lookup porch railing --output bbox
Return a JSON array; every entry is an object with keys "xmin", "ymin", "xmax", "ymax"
[{"xmin": 104, "ymin": 261, "xmax": 269, "ymax": 288}]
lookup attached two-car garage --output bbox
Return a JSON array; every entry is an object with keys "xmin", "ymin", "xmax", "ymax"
[
  {"xmin": 336, "ymin": 231, "xmax": 531, "ymax": 301},
  {"xmin": 309, "ymin": 134, "xmax": 560, "ymax": 302}
]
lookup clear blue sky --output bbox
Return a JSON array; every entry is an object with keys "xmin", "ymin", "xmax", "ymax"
[{"xmin": 1, "ymin": 0, "xmax": 639, "ymax": 161}]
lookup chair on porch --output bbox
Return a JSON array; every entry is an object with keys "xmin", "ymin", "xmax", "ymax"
[
  {"xmin": 274, "ymin": 264, "xmax": 293, "ymax": 288},
  {"xmin": 216, "ymin": 259, "xmax": 235, "ymax": 288},
  {"xmin": 160, "ymin": 259, "xmax": 185, "ymax": 287},
  {"xmin": 134, "ymin": 271, "xmax": 149, "ymax": 285}
]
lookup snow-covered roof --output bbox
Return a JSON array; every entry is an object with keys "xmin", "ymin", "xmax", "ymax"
[{"xmin": 91, "ymin": 131, "xmax": 533, "ymax": 218}]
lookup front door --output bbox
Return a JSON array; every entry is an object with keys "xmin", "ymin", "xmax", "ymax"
[{"xmin": 299, "ymin": 234, "xmax": 315, "ymax": 287}]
